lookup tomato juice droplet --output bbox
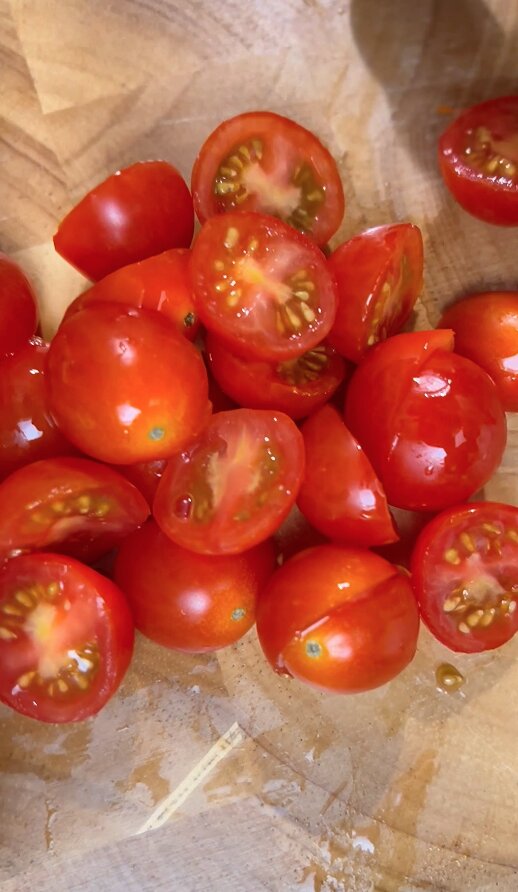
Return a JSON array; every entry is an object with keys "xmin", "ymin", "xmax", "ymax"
[
  {"xmin": 174, "ymin": 495, "xmax": 193, "ymax": 519},
  {"xmin": 435, "ymin": 662, "xmax": 465, "ymax": 694}
]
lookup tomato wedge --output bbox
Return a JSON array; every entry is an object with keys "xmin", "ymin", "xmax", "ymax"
[
  {"xmin": 153, "ymin": 408, "xmax": 304, "ymax": 555},
  {"xmin": 191, "ymin": 212, "xmax": 338, "ymax": 361},
  {"xmin": 0, "ymin": 553, "xmax": 134, "ymax": 723},
  {"xmin": 191, "ymin": 111, "xmax": 344, "ymax": 244},
  {"xmin": 0, "ymin": 457, "xmax": 149, "ymax": 564},
  {"xmin": 438, "ymin": 96, "xmax": 518, "ymax": 226},
  {"xmin": 0, "ymin": 254, "xmax": 38, "ymax": 358},
  {"xmin": 411, "ymin": 502, "xmax": 518, "ymax": 653}
]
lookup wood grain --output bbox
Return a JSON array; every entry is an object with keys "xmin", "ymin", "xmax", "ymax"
[{"xmin": 1, "ymin": 1, "xmax": 518, "ymax": 890}]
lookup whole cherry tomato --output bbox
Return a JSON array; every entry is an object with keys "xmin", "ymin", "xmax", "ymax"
[
  {"xmin": 256, "ymin": 544, "xmax": 419, "ymax": 694},
  {"xmin": 0, "ymin": 254, "xmax": 38, "ymax": 358},
  {"xmin": 54, "ymin": 162, "xmax": 194, "ymax": 280}
]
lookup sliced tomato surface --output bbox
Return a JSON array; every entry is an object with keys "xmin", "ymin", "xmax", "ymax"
[
  {"xmin": 438, "ymin": 96, "xmax": 518, "ymax": 225},
  {"xmin": 153, "ymin": 408, "xmax": 305, "ymax": 555},
  {"xmin": 0, "ymin": 457, "xmax": 149, "ymax": 564},
  {"xmin": 191, "ymin": 111, "xmax": 344, "ymax": 244},
  {"xmin": 0, "ymin": 254, "xmax": 38, "ymax": 358},
  {"xmin": 411, "ymin": 502, "xmax": 518, "ymax": 653},
  {"xmin": 206, "ymin": 332, "xmax": 347, "ymax": 420},
  {"xmin": 0, "ymin": 553, "xmax": 134, "ymax": 723},
  {"xmin": 191, "ymin": 212, "xmax": 338, "ymax": 361}
]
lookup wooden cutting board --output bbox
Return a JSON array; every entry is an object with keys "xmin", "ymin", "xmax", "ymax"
[{"xmin": 1, "ymin": 1, "xmax": 518, "ymax": 889}]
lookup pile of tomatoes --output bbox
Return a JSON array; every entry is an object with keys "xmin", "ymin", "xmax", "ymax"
[{"xmin": 1, "ymin": 98, "xmax": 517, "ymax": 724}]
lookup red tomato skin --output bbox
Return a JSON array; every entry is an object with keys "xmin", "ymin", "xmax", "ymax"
[
  {"xmin": 206, "ymin": 332, "xmax": 347, "ymax": 420},
  {"xmin": 0, "ymin": 456, "xmax": 150, "ymax": 564},
  {"xmin": 439, "ymin": 292, "xmax": 518, "ymax": 412},
  {"xmin": 114, "ymin": 520, "xmax": 275, "ymax": 652},
  {"xmin": 191, "ymin": 111, "xmax": 345, "ymax": 245},
  {"xmin": 0, "ymin": 552, "xmax": 134, "ymax": 723},
  {"xmin": 54, "ymin": 162, "xmax": 194, "ymax": 280},
  {"xmin": 0, "ymin": 254, "xmax": 38, "ymax": 358},
  {"xmin": 153, "ymin": 408, "xmax": 305, "ymax": 555},
  {"xmin": 63, "ymin": 249, "xmax": 199, "ymax": 341},
  {"xmin": 411, "ymin": 502, "xmax": 518, "ymax": 653},
  {"xmin": 256, "ymin": 544, "xmax": 419, "ymax": 694},
  {"xmin": 47, "ymin": 304, "xmax": 211, "ymax": 465},
  {"xmin": 190, "ymin": 211, "xmax": 338, "ymax": 362},
  {"xmin": 0, "ymin": 338, "xmax": 76, "ymax": 482},
  {"xmin": 297, "ymin": 405, "xmax": 397, "ymax": 546},
  {"xmin": 438, "ymin": 96, "xmax": 518, "ymax": 226},
  {"xmin": 327, "ymin": 223, "xmax": 423, "ymax": 363}
]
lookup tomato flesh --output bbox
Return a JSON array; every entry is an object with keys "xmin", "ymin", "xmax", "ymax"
[
  {"xmin": 191, "ymin": 212, "xmax": 338, "ymax": 361},
  {"xmin": 0, "ymin": 254, "xmax": 38, "ymax": 358},
  {"xmin": 0, "ymin": 553, "xmax": 134, "ymax": 723},
  {"xmin": 153, "ymin": 408, "xmax": 305, "ymax": 555},
  {"xmin": 411, "ymin": 502, "xmax": 518, "ymax": 653},
  {"xmin": 191, "ymin": 111, "xmax": 345, "ymax": 245}
]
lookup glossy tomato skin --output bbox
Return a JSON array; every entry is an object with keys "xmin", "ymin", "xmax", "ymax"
[
  {"xmin": 345, "ymin": 331, "xmax": 506, "ymax": 511},
  {"xmin": 327, "ymin": 223, "xmax": 423, "ymax": 363},
  {"xmin": 63, "ymin": 249, "xmax": 199, "ymax": 341},
  {"xmin": 114, "ymin": 520, "xmax": 275, "ymax": 652},
  {"xmin": 0, "ymin": 552, "xmax": 134, "ymax": 723},
  {"xmin": 256, "ymin": 545, "xmax": 419, "ymax": 694},
  {"xmin": 191, "ymin": 111, "xmax": 345, "ymax": 245},
  {"xmin": 116, "ymin": 459, "xmax": 168, "ymax": 506},
  {"xmin": 154, "ymin": 408, "xmax": 305, "ymax": 555},
  {"xmin": 0, "ymin": 338, "xmax": 76, "ymax": 481},
  {"xmin": 438, "ymin": 96, "xmax": 518, "ymax": 225},
  {"xmin": 206, "ymin": 332, "xmax": 347, "ymax": 420},
  {"xmin": 439, "ymin": 292, "xmax": 518, "ymax": 411},
  {"xmin": 0, "ymin": 457, "xmax": 150, "ymax": 564},
  {"xmin": 0, "ymin": 254, "xmax": 38, "ymax": 358},
  {"xmin": 54, "ymin": 162, "xmax": 194, "ymax": 280},
  {"xmin": 47, "ymin": 304, "xmax": 210, "ymax": 465},
  {"xmin": 297, "ymin": 405, "xmax": 397, "ymax": 546},
  {"xmin": 191, "ymin": 212, "xmax": 338, "ymax": 362},
  {"xmin": 411, "ymin": 502, "xmax": 518, "ymax": 653}
]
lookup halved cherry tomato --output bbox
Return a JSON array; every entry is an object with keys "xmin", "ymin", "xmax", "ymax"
[
  {"xmin": 0, "ymin": 552, "xmax": 134, "ymax": 723},
  {"xmin": 153, "ymin": 408, "xmax": 304, "ymax": 555},
  {"xmin": 0, "ymin": 254, "xmax": 38, "ymax": 358},
  {"xmin": 116, "ymin": 459, "xmax": 168, "ymax": 507},
  {"xmin": 256, "ymin": 544, "xmax": 419, "ymax": 694},
  {"xmin": 439, "ymin": 291, "xmax": 518, "ymax": 411},
  {"xmin": 345, "ymin": 330, "xmax": 506, "ymax": 511},
  {"xmin": 114, "ymin": 520, "xmax": 275, "ymax": 652},
  {"xmin": 327, "ymin": 223, "xmax": 423, "ymax": 363},
  {"xmin": 411, "ymin": 502, "xmax": 518, "ymax": 653},
  {"xmin": 54, "ymin": 162, "xmax": 194, "ymax": 280},
  {"xmin": 47, "ymin": 304, "xmax": 210, "ymax": 465},
  {"xmin": 0, "ymin": 338, "xmax": 76, "ymax": 481},
  {"xmin": 191, "ymin": 111, "xmax": 345, "ymax": 245},
  {"xmin": 63, "ymin": 249, "xmax": 199, "ymax": 341},
  {"xmin": 438, "ymin": 96, "xmax": 518, "ymax": 225},
  {"xmin": 206, "ymin": 332, "xmax": 346, "ymax": 420},
  {"xmin": 297, "ymin": 405, "xmax": 397, "ymax": 546},
  {"xmin": 0, "ymin": 457, "xmax": 149, "ymax": 564},
  {"xmin": 191, "ymin": 212, "xmax": 337, "ymax": 361}
]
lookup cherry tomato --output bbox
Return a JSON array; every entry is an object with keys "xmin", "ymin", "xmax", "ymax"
[
  {"xmin": 191, "ymin": 111, "xmax": 345, "ymax": 245},
  {"xmin": 438, "ymin": 96, "xmax": 518, "ymax": 225},
  {"xmin": 116, "ymin": 459, "xmax": 168, "ymax": 506},
  {"xmin": 0, "ymin": 254, "xmax": 38, "ymax": 358},
  {"xmin": 206, "ymin": 332, "xmax": 346, "ymax": 420},
  {"xmin": 345, "ymin": 330, "xmax": 506, "ymax": 511},
  {"xmin": 256, "ymin": 545, "xmax": 419, "ymax": 694},
  {"xmin": 63, "ymin": 249, "xmax": 199, "ymax": 341},
  {"xmin": 411, "ymin": 502, "xmax": 518, "ymax": 653},
  {"xmin": 297, "ymin": 405, "xmax": 397, "ymax": 547},
  {"xmin": 0, "ymin": 457, "xmax": 149, "ymax": 564},
  {"xmin": 47, "ymin": 304, "xmax": 210, "ymax": 465},
  {"xmin": 54, "ymin": 162, "xmax": 194, "ymax": 280},
  {"xmin": 0, "ymin": 338, "xmax": 76, "ymax": 482},
  {"xmin": 439, "ymin": 291, "xmax": 518, "ymax": 411},
  {"xmin": 114, "ymin": 520, "xmax": 275, "ymax": 652},
  {"xmin": 191, "ymin": 212, "xmax": 337, "ymax": 361},
  {"xmin": 327, "ymin": 223, "xmax": 423, "ymax": 363},
  {"xmin": 153, "ymin": 408, "xmax": 304, "ymax": 555},
  {"xmin": 0, "ymin": 552, "xmax": 133, "ymax": 723}
]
